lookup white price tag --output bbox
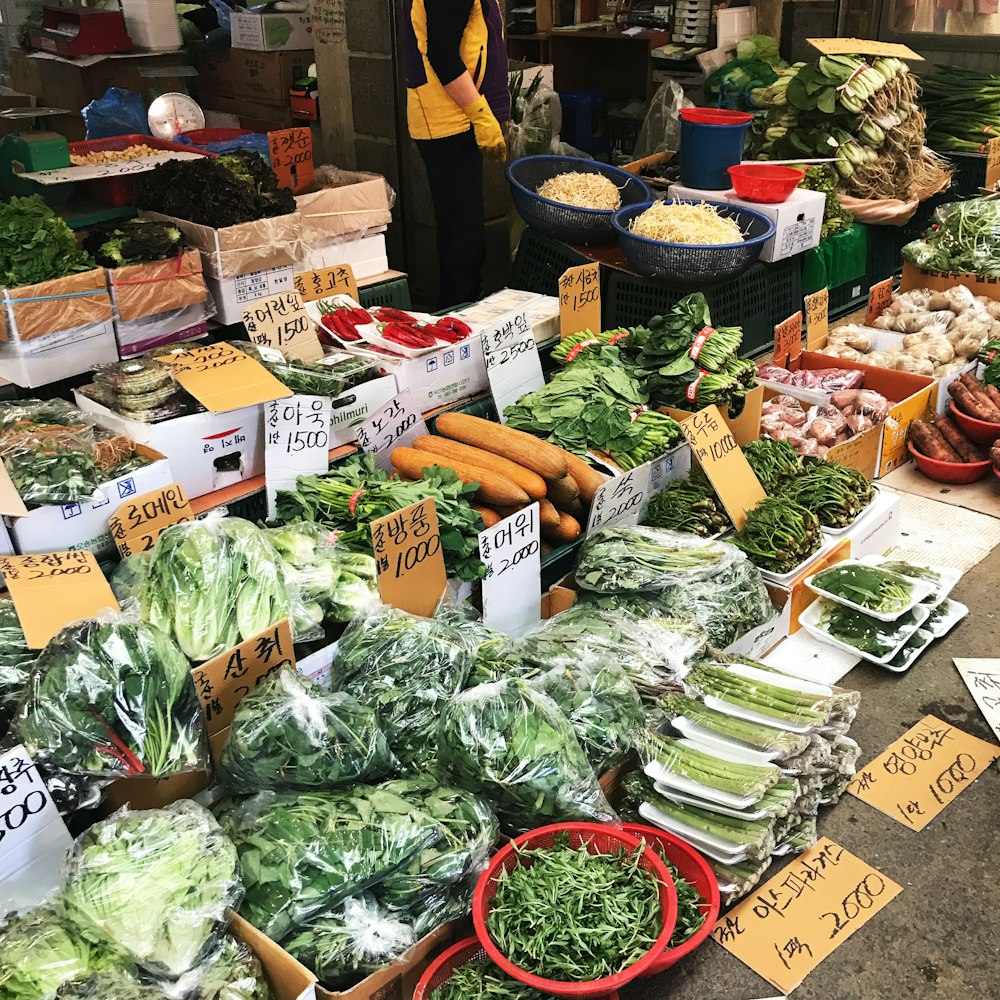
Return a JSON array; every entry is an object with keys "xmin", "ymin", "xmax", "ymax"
[
  {"xmin": 356, "ymin": 389, "xmax": 429, "ymax": 473},
  {"xmin": 479, "ymin": 503, "xmax": 542, "ymax": 638},
  {"xmin": 587, "ymin": 466, "xmax": 651, "ymax": 533},
  {"xmin": 265, "ymin": 394, "xmax": 332, "ymax": 520},
  {"xmin": 955, "ymin": 658, "xmax": 1000, "ymax": 743},
  {"xmin": 0, "ymin": 746, "xmax": 72, "ymax": 912},
  {"xmin": 643, "ymin": 445, "xmax": 692, "ymax": 519},
  {"xmin": 480, "ymin": 309, "xmax": 544, "ymax": 422}
]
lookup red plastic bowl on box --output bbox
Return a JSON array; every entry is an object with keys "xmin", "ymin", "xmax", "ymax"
[
  {"xmin": 948, "ymin": 400, "xmax": 1000, "ymax": 445},
  {"xmin": 908, "ymin": 441, "xmax": 991, "ymax": 484},
  {"xmin": 472, "ymin": 822, "xmax": 678, "ymax": 998},
  {"xmin": 679, "ymin": 107, "xmax": 753, "ymax": 126},
  {"xmin": 728, "ymin": 163, "xmax": 805, "ymax": 204},
  {"xmin": 621, "ymin": 823, "xmax": 721, "ymax": 975}
]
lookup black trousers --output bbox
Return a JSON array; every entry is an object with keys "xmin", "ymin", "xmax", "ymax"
[{"xmin": 416, "ymin": 128, "xmax": 485, "ymax": 309}]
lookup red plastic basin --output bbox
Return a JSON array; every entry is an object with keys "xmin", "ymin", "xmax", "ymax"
[
  {"xmin": 908, "ymin": 441, "xmax": 991, "ymax": 484},
  {"xmin": 679, "ymin": 107, "xmax": 753, "ymax": 126},
  {"xmin": 728, "ymin": 163, "xmax": 805, "ymax": 204},
  {"xmin": 949, "ymin": 400, "xmax": 1000, "ymax": 444}
]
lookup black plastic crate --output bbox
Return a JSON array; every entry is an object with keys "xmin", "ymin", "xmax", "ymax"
[
  {"xmin": 510, "ymin": 226, "xmax": 593, "ymax": 296},
  {"xmin": 829, "ymin": 277, "xmax": 868, "ymax": 319},
  {"xmin": 944, "ymin": 151, "xmax": 986, "ymax": 198}
]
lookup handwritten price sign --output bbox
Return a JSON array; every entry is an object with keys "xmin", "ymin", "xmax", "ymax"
[
  {"xmin": 264, "ymin": 394, "xmax": 332, "ymax": 519},
  {"xmin": 370, "ymin": 498, "xmax": 447, "ymax": 617},
  {"xmin": 242, "ymin": 290, "xmax": 322, "ymax": 363},
  {"xmin": 847, "ymin": 714, "xmax": 1000, "ymax": 830},
  {"xmin": 109, "ymin": 482, "xmax": 193, "ymax": 558},
  {"xmin": 356, "ymin": 389, "xmax": 429, "ymax": 472},
  {"xmin": 558, "ymin": 263, "xmax": 601, "ymax": 339},
  {"xmin": 479, "ymin": 503, "xmax": 541, "ymax": 637},
  {"xmin": 866, "ymin": 278, "xmax": 894, "ymax": 326},
  {"xmin": 294, "ymin": 264, "xmax": 359, "ymax": 304},
  {"xmin": 773, "ymin": 310, "xmax": 803, "ymax": 368},
  {"xmin": 713, "ymin": 838, "xmax": 901, "ymax": 995},
  {"xmin": 268, "ymin": 127, "xmax": 315, "ymax": 193},
  {"xmin": 955, "ymin": 658, "xmax": 1000, "ymax": 742},
  {"xmin": 805, "ymin": 288, "xmax": 829, "ymax": 350},
  {"xmin": 480, "ymin": 309, "xmax": 544, "ymax": 422}
]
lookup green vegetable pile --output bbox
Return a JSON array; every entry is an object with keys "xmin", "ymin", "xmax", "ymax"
[
  {"xmin": 0, "ymin": 598, "xmax": 36, "ymax": 713},
  {"xmin": 240, "ymin": 343, "xmax": 377, "ymax": 396},
  {"xmin": 218, "ymin": 668, "xmax": 395, "ymax": 793},
  {"xmin": 275, "ymin": 455, "xmax": 486, "ymax": 582},
  {"xmin": 811, "ymin": 563, "xmax": 913, "ymax": 615},
  {"xmin": 643, "ymin": 476, "xmax": 729, "ymax": 537},
  {"xmin": 981, "ymin": 339, "xmax": 1000, "ymax": 388},
  {"xmin": 924, "ymin": 65, "xmax": 1000, "ymax": 154},
  {"xmin": 49, "ymin": 970, "xmax": 162, "ymax": 1000},
  {"xmin": 430, "ymin": 957, "xmax": 549, "ymax": 1000},
  {"xmin": 3, "ymin": 444, "xmax": 103, "ymax": 506},
  {"xmin": 779, "ymin": 460, "xmax": 874, "ymax": 529},
  {"xmin": 193, "ymin": 936, "xmax": 273, "ymax": 1000},
  {"xmin": 817, "ymin": 601, "xmax": 920, "ymax": 657},
  {"xmin": 83, "ymin": 218, "xmax": 183, "ymax": 268},
  {"xmin": 485, "ymin": 832, "xmax": 663, "ymax": 982},
  {"xmin": 902, "ymin": 198, "xmax": 1000, "ymax": 276},
  {"xmin": 734, "ymin": 496, "xmax": 822, "ymax": 574},
  {"xmin": 797, "ymin": 165, "xmax": 852, "ymax": 239},
  {"xmin": 0, "ymin": 195, "xmax": 94, "ymax": 289},
  {"xmin": 742, "ymin": 438, "xmax": 803, "ymax": 493}
]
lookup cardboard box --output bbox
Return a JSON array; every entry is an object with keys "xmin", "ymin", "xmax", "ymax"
[
  {"xmin": 900, "ymin": 261, "xmax": 1000, "ymax": 302},
  {"xmin": 73, "ymin": 395, "xmax": 266, "ymax": 500},
  {"xmin": 0, "ymin": 268, "xmax": 111, "ymax": 343},
  {"xmin": 0, "ymin": 319, "xmax": 117, "ymax": 388},
  {"xmin": 205, "ymin": 265, "xmax": 296, "ymax": 326},
  {"xmin": 667, "ymin": 183, "xmax": 825, "ymax": 263},
  {"xmin": 841, "ymin": 487, "xmax": 900, "ymax": 560},
  {"xmin": 298, "ymin": 232, "xmax": 389, "ymax": 282},
  {"xmin": 4, "ymin": 445, "xmax": 173, "ymax": 557},
  {"xmin": 664, "ymin": 385, "xmax": 765, "ymax": 447},
  {"xmin": 296, "ymin": 172, "xmax": 392, "ymax": 245},
  {"xmin": 231, "ymin": 11, "xmax": 313, "ymax": 51},
  {"xmin": 197, "ymin": 48, "xmax": 313, "ymax": 108},
  {"xmin": 328, "ymin": 374, "xmax": 398, "ymax": 448},
  {"xmin": 203, "ymin": 95, "xmax": 300, "ymax": 133}
]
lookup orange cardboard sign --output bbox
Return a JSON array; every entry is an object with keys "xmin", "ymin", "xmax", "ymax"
[
  {"xmin": 190, "ymin": 619, "xmax": 295, "ymax": 758},
  {"xmin": 109, "ymin": 482, "xmax": 193, "ymax": 558},
  {"xmin": 681, "ymin": 405, "xmax": 765, "ymax": 531},
  {"xmin": 370, "ymin": 498, "xmax": 447, "ymax": 618},
  {"xmin": 157, "ymin": 342, "xmax": 292, "ymax": 413},
  {"xmin": 773, "ymin": 311, "xmax": 803, "ymax": 368},
  {"xmin": 808, "ymin": 37, "xmax": 922, "ymax": 60},
  {"xmin": 847, "ymin": 714, "xmax": 1000, "ymax": 830},
  {"xmin": 805, "ymin": 288, "xmax": 829, "ymax": 351},
  {"xmin": 866, "ymin": 279, "xmax": 894, "ymax": 326},
  {"xmin": 558, "ymin": 263, "xmax": 602, "ymax": 340},
  {"xmin": 268, "ymin": 127, "xmax": 315, "ymax": 194},
  {"xmin": 0, "ymin": 551, "xmax": 119, "ymax": 648},
  {"xmin": 987, "ymin": 136, "xmax": 1000, "ymax": 189},
  {"xmin": 294, "ymin": 264, "xmax": 360, "ymax": 304},
  {"xmin": 242, "ymin": 290, "xmax": 322, "ymax": 363},
  {"xmin": 713, "ymin": 838, "xmax": 901, "ymax": 995}
]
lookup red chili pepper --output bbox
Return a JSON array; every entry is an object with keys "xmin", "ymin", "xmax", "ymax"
[
  {"xmin": 423, "ymin": 322, "xmax": 465, "ymax": 344},
  {"xmin": 352, "ymin": 308, "xmax": 374, "ymax": 325},
  {"xmin": 332, "ymin": 312, "xmax": 362, "ymax": 342},
  {"xmin": 376, "ymin": 307, "xmax": 419, "ymax": 324},
  {"xmin": 437, "ymin": 315, "xmax": 472, "ymax": 337},
  {"xmin": 382, "ymin": 322, "xmax": 435, "ymax": 348}
]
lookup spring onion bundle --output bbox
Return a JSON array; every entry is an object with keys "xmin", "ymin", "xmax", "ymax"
[
  {"xmin": 537, "ymin": 172, "xmax": 622, "ymax": 210},
  {"xmin": 923, "ymin": 65, "xmax": 1000, "ymax": 153},
  {"xmin": 629, "ymin": 201, "xmax": 745, "ymax": 245},
  {"xmin": 902, "ymin": 198, "xmax": 1000, "ymax": 276}
]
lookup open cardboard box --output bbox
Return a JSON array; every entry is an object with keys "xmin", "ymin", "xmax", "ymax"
[
  {"xmin": 295, "ymin": 172, "xmax": 393, "ymax": 245},
  {"xmin": 900, "ymin": 261, "xmax": 1000, "ymax": 302},
  {"xmin": 662, "ymin": 384, "xmax": 764, "ymax": 448}
]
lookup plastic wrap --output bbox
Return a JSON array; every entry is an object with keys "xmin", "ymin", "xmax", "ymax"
[
  {"xmin": 437, "ymin": 679, "xmax": 617, "ymax": 835},
  {"xmin": 61, "ymin": 800, "xmax": 241, "ymax": 978},
  {"xmin": 3, "ymin": 444, "xmax": 104, "ymax": 506},
  {"xmin": 295, "ymin": 165, "xmax": 395, "ymax": 246},
  {"xmin": 282, "ymin": 894, "xmax": 415, "ymax": 990},
  {"xmin": 575, "ymin": 526, "xmax": 737, "ymax": 593},
  {"xmin": 333, "ymin": 607, "xmax": 472, "ymax": 770},
  {"xmin": 633, "ymin": 79, "xmax": 690, "ymax": 160},
  {"xmin": 50, "ymin": 970, "xmax": 162, "ymax": 999},
  {"xmin": 508, "ymin": 71, "xmax": 563, "ymax": 159},
  {"xmin": 15, "ymin": 617, "xmax": 208, "ymax": 802},
  {"xmin": 218, "ymin": 668, "xmax": 394, "ymax": 793},
  {"xmin": 0, "ymin": 398, "xmax": 95, "ymax": 448},
  {"xmin": 214, "ymin": 786, "xmax": 441, "ymax": 943},
  {"xmin": 816, "ymin": 601, "xmax": 925, "ymax": 659},
  {"xmin": 0, "ymin": 599, "xmax": 36, "ymax": 712},
  {"xmin": 186, "ymin": 934, "xmax": 273, "ymax": 1000},
  {"xmin": 756, "ymin": 364, "xmax": 865, "ymax": 391}
]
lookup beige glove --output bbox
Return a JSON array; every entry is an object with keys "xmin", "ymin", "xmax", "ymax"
[{"xmin": 462, "ymin": 96, "xmax": 507, "ymax": 161}]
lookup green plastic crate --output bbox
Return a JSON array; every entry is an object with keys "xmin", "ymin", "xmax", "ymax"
[{"xmin": 359, "ymin": 276, "xmax": 412, "ymax": 310}]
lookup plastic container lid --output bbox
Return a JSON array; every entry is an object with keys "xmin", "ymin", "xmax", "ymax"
[{"xmin": 680, "ymin": 108, "xmax": 753, "ymax": 126}]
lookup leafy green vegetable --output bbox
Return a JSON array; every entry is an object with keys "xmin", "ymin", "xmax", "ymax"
[
  {"xmin": 0, "ymin": 599, "xmax": 36, "ymax": 712},
  {"xmin": 779, "ymin": 461, "xmax": 874, "ymax": 529},
  {"xmin": 643, "ymin": 476, "xmax": 729, "ymax": 537},
  {"xmin": 818, "ymin": 602, "xmax": 920, "ymax": 657},
  {"xmin": 15, "ymin": 619, "xmax": 206, "ymax": 796},
  {"xmin": 438, "ymin": 679, "xmax": 617, "ymax": 834},
  {"xmin": 4, "ymin": 444, "xmax": 102, "ymax": 506},
  {"xmin": 902, "ymin": 197, "xmax": 1000, "ymax": 275},
  {"xmin": 61, "ymin": 800, "xmax": 241, "ymax": 978},
  {"xmin": 218, "ymin": 667, "xmax": 395, "ymax": 793},
  {"xmin": 742, "ymin": 439, "xmax": 803, "ymax": 493},
  {"xmin": 811, "ymin": 564, "xmax": 912, "ymax": 614},
  {"xmin": 734, "ymin": 496, "xmax": 822, "ymax": 574},
  {"xmin": 83, "ymin": 218, "xmax": 183, "ymax": 268},
  {"xmin": 192, "ymin": 934, "xmax": 273, "ymax": 1000},
  {"xmin": 0, "ymin": 195, "xmax": 94, "ymax": 289},
  {"xmin": 50, "ymin": 970, "xmax": 161, "ymax": 1000},
  {"xmin": 429, "ymin": 958, "xmax": 549, "ymax": 1000}
]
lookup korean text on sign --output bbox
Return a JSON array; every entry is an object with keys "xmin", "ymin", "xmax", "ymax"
[
  {"xmin": 480, "ymin": 309, "xmax": 544, "ymax": 420},
  {"xmin": 479, "ymin": 503, "xmax": 541, "ymax": 637}
]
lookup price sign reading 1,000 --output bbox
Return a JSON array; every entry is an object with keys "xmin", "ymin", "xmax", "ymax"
[{"xmin": 392, "ymin": 533, "xmax": 441, "ymax": 579}]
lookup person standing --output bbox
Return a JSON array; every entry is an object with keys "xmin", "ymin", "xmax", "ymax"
[{"xmin": 403, "ymin": 0, "xmax": 510, "ymax": 308}]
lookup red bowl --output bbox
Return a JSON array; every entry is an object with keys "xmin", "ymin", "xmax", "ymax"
[
  {"xmin": 949, "ymin": 400, "xmax": 1000, "ymax": 444},
  {"xmin": 908, "ymin": 441, "xmax": 991, "ymax": 484},
  {"xmin": 622, "ymin": 823, "xmax": 721, "ymax": 975},
  {"xmin": 728, "ymin": 163, "xmax": 805, "ymax": 204},
  {"xmin": 679, "ymin": 107, "xmax": 752, "ymax": 126},
  {"xmin": 472, "ymin": 822, "xmax": 678, "ymax": 998}
]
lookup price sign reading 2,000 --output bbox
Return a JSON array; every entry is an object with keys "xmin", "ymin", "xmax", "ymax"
[{"xmin": 394, "ymin": 533, "xmax": 441, "ymax": 579}]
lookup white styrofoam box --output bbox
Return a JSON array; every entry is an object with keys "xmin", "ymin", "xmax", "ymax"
[
  {"xmin": 206, "ymin": 266, "xmax": 296, "ymax": 325},
  {"xmin": 842, "ymin": 488, "xmax": 901, "ymax": 560},
  {"xmin": 328, "ymin": 374, "xmax": 398, "ymax": 447},
  {"xmin": 0, "ymin": 320, "xmax": 117, "ymax": 388},
  {"xmin": 73, "ymin": 394, "xmax": 266, "ymax": 501},
  {"xmin": 115, "ymin": 311, "xmax": 209, "ymax": 359},
  {"xmin": 668, "ymin": 183, "xmax": 826, "ymax": 263},
  {"xmin": 724, "ymin": 582, "xmax": 791, "ymax": 659},
  {"xmin": 7, "ymin": 449, "xmax": 173, "ymax": 557},
  {"xmin": 453, "ymin": 289, "xmax": 560, "ymax": 344},
  {"xmin": 717, "ymin": 5, "xmax": 756, "ymax": 50},
  {"xmin": 298, "ymin": 231, "xmax": 389, "ymax": 281},
  {"xmin": 230, "ymin": 10, "xmax": 312, "ymax": 51}
]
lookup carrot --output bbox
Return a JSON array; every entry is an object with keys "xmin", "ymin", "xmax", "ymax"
[
  {"xmin": 434, "ymin": 412, "xmax": 568, "ymax": 480},
  {"xmin": 551, "ymin": 447, "xmax": 607, "ymax": 504},
  {"xmin": 931, "ymin": 413, "xmax": 986, "ymax": 462},
  {"xmin": 546, "ymin": 473, "xmax": 580, "ymax": 510},
  {"xmin": 390, "ymin": 447, "xmax": 529, "ymax": 506},
  {"xmin": 542, "ymin": 511, "xmax": 582, "ymax": 546},
  {"xmin": 950, "ymin": 381, "xmax": 1000, "ymax": 423},
  {"xmin": 909, "ymin": 421, "xmax": 962, "ymax": 462},
  {"xmin": 472, "ymin": 504, "xmax": 502, "ymax": 528},
  {"xmin": 537, "ymin": 498, "xmax": 561, "ymax": 533},
  {"xmin": 412, "ymin": 435, "xmax": 547, "ymax": 500}
]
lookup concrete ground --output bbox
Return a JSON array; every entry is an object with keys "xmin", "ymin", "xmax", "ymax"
[{"xmin": 624, "ymin": 547, "xmax": 1000, "ymax": 1000}]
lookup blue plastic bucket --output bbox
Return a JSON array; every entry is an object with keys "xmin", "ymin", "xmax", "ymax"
[{"xmin": 680, "ymin": 113, "xmax": 751, "ymax": 190}]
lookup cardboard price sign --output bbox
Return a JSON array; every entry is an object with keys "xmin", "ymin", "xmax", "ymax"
[
  {"xmin": 847, "ymin": 714, "xmax": 1000, "ymax": 830},
  {"xmin": 558, "ymin": 263, "xmax": 602, "ymax": 340},
  {"xmin": 808, "ymin": 37, "xmax": 922, "ymax": 60},
  {"xmin": 109, "ymin": 482, "xmax": 193, "ymax": 558},
  {"xmin": 264, "ymin": 394, "xmax": 332, "ymax": 520},
  {"xmin": 682, "ymin": 405, "xmax": 765, "ymax": 531},
  {"xmin": 480, "ymin": 309, "xmax": 544, "ymax": 422},
  {"xmin": 479, "ymin": 503, "xmax": 541, "ymax": 638},
  {"xmin": 773, "ymin": 311, "xmax": 803, "ymax": 368},
  {"xmin": 157, "ymin": 342, "xmax": 291, "ymax": 413},
  {"xmin": 268, "ymin": 127, "xmax": 315, "ymax": 193},
  {"xmin": 191, "ymin": 619, "xmax": 295, "ymax": 759},
  {"xmin": 242, "ymin": 290, "xmax": 322, "ymax": 363},
  {"xmin": 712, "ymin": 838, "xmax": 901, "ymax": 995},
  {"xmin": 866, "ymin": 278, "xmax": 894, "ymax": 326},
  {"xmin": 0, "ymin": 746, "xmax": 72, "ymax": 912},
  {"xmin": 0, "ymin": 552, "xmax": 119, "ymax": 649},
  {"xmin": 294, "ymin": 264, "xmax": 359, "ymax": 304},
  {"xmin": 987, "ymin": 137, "xmax": 1000, "ymax": 190},
  {"xmin": 954, "ymin": 658, "xmax": 1000, "ymax": 743},
  {"xmin": 805, "ymin": 288, "xmax": 830, "ymax": 351},
  {"xmin": 370, "ymin": 498, "xmax": 447, "ymax": 618},
  {"xmin": 356, "ymin": 389, "xmax": 429, "ymax": 473}
]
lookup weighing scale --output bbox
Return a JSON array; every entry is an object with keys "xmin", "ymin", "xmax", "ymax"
[{"xmin": 147, "ymin": 93, "xmax": 206, "ymax": 140}]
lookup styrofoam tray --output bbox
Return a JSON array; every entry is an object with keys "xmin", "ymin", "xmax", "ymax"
[
  {"xmin": 798, "ymin": 597, "xmax": 930, "ymax": 666},
  {"xmin": 638, "ymin": 802, "xmax": 751, "ymax": 864},
  {"xmin": 859, "ymin": 555, "xmax": 963, "ymax": 606},
  {"xmin": 677, "ymin": 735, "xmax": 781, "ymax": 769},
  {"xmin": 703, "ymin": 695, "xmax": 815, "ymax": 734},
  {"xmin": 643, "ymin": 759, "xmax": 761, "ymax": 811},
  {"xmin": 670, "ymin": 715, "xmax": 785, "ymax": 762},
  {"xmin": 652, "ymin": 781, "xmax": 778, "ymax": 821},
  {"xmin": 924, "ymin": 599, "xmax": 969, "ymax": 639},
  {"xmin": 881, "ymin": 629, "xmax": 934, "ymax": 674},
  {"xmin": 804, "ymin": 560, "xmax": 936, "ymax": 622},
  {"xmin": 758, "ymin": 534, "xmax": 836, "ymax": 585}
]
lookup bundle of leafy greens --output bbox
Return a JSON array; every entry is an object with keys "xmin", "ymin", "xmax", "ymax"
[
  {"xmin": 430, "ymin": 958, "xmax": 550, "ymax": 1000},
  {"xmin": 811, "ymin": 563, "xmax": 913, "ymax": 615},
  {"xmin": 50, "ymin": 970, "xmax": 163, "ymax": 1000},
  {"xmin": 137, "ymin": 151, "xmax": 295, "ymax": 229},
  {"xmin": 0, "ymin": 903, "xmax": 128, "ymax": 1000},
  {"xmin": 333, "ymin": 607, "xmax": 472, "ymax": 770},
  {"xmin": 437, "ymin": 679, "xmax": 617, "ymax": 834},
  {"xmin": 214, "ymin": 786, "xmax": 441, "ymax": 943},
  {"xmin": 61, "ymin": 800, "xmax": 241, "ymax": 978},
  {"xmin": 734, "ymin": 496, "xmax": 822, "ymax": 574},
  {"xmin": 742, "ymin": 438, "xmax": 803, "ymax": 493},
  {"xmin": 265, "ymin": 521, "xmax": 379, "ymax": 626},
  {"xmin": 902, "ymin": 197, "xmax": 1000, "ymax": 275},
  {"xmin": 779, "ymin": 461, "xmax": 875, "ymax": 529},
  {"xmin": 15, "ymin": 619, "xmax": 207, "ymax": 797},
  {"xmin": 218, "ymin": 668, "xmax": 395, "ymax": 793},
  {"xmin": 240, "ymin": 343, "xmax": 378, "ymax": 396},
  {"xmin": 83, "ymin": 218, "xmax": 183, "ymax": 268},
  {"xmin": 0, "ymin": 599, "xmax": 35, "ymax": 713},
  {"xmin": 282, "ymin": 894, "xmax": 415, "ymax": 990},
  {"xmin": 435, "ymin": 606, "xmax": 529, "ymax": 687},
  {"xmin": 0, "ymin": 195, "xmax": 94, "ymax": 289},
  {"xmin": 643, "ymin": 475, "xmax": 729, "ymax": 537},
  {"xmin": 817, "ymin": 601, "xmax": 921, "ymax": 657},
  {"xmin": 275, "ymin": 455, "xmax": 485, "ymax": 582},
  {"xmin": 4, "ymin": 443, "xmax": 103, "ymax": 506},
  {"xmin": 191, "ymin": 934, "xmax": 273, "ymax": 1000}
]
